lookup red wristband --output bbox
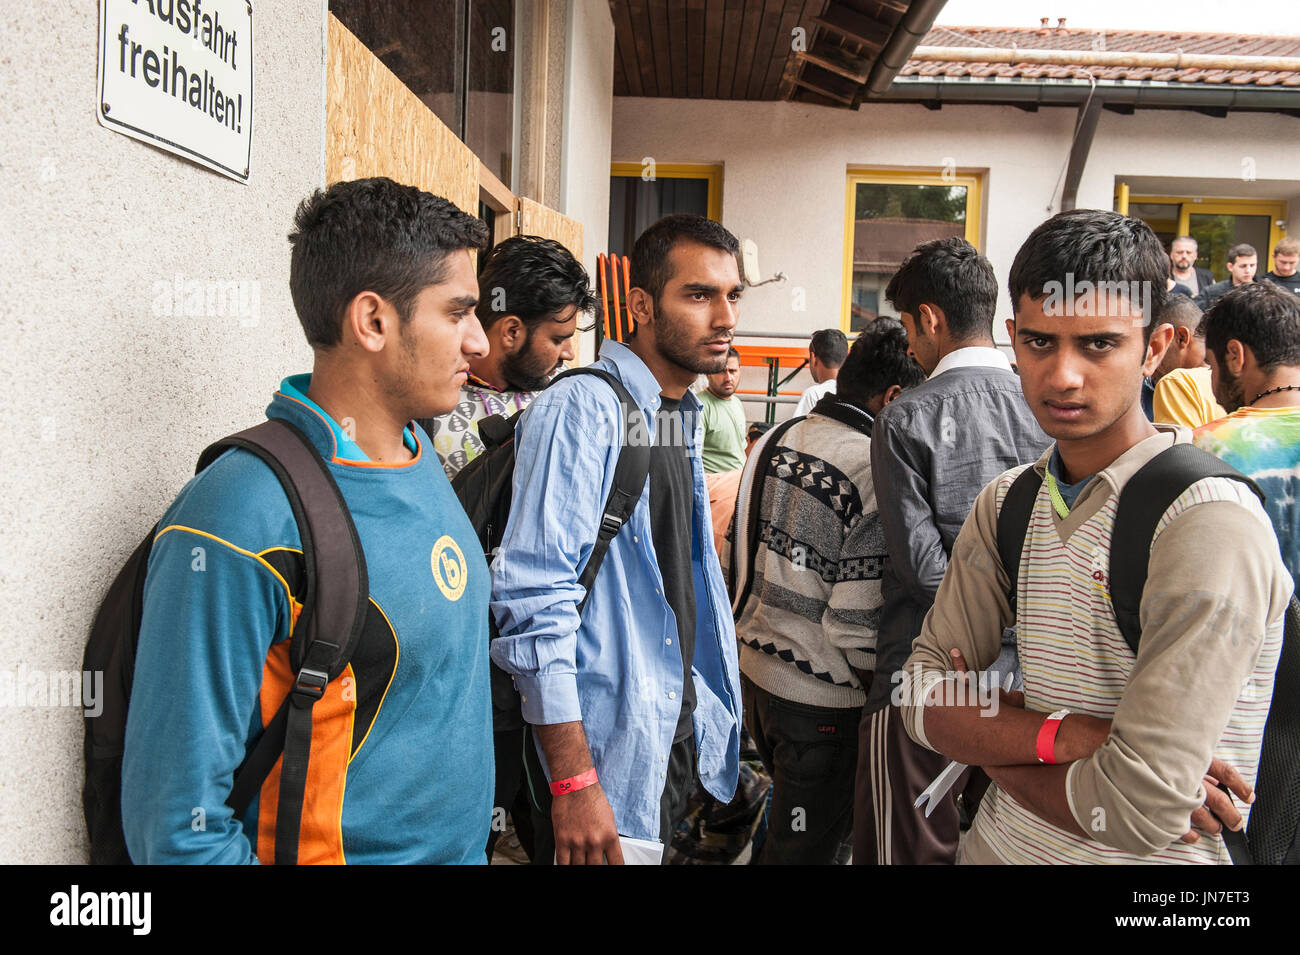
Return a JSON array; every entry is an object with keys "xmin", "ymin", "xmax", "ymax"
[
  {"xmin": 1035, "ymin": 709, "xmax": 1069, "ymax": 764},
  {"xmin": 549, "ymin": 768, "xmax": 599, "ymax": 797}
]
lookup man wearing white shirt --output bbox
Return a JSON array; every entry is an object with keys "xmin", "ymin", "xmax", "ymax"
[
  {"xmin": 853, "ymin": 237, "xmax": 1049, "ymax": 865},
  {"xmin": 793, "ymin": 329, "xmax": 847, "ymax": 415}
]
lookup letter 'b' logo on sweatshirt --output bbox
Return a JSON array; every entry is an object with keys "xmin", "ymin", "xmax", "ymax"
[{"xmin": 431, "ymin": 536, "xmax": 468, "ymax": 601}]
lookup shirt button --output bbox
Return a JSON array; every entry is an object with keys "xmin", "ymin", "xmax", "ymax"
[
  {"xmin": 521, "ymin": 695, "xmax": 527, "ymax": 703},
  {"xmin": 655, "ymin": 589, "xmax": 661, "ymax": 596},
  {"xmin": 665, "ymin": 638, "xmax": 672, "ymax": 646},
  {"xmin": 633, "ymin": 536, "xmax": 639, "ymax": 543},
  {"xmin": 668, "ymin": 691, "xmax": 677, "ymax": 700}
]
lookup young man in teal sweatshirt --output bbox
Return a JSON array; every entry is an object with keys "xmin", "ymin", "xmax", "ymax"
[{"xmin": 121, "ymin": 178, "xmax": 495, "ymax": 864}]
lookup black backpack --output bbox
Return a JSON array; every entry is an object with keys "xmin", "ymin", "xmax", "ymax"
[
  {"xmin": 997, "ymin": 442, "xmax": 1300, "ymax": 865},
  {"xmin": 83, "ymin": 418, "xmax": 368, "ymax": 865},
  {"xmin": 729, "ymin": 394, "xmax": 874, "ymax": 617},
  {"xmin": 446, "ymin": 367, "xmax": 651, "ymax": 729}
]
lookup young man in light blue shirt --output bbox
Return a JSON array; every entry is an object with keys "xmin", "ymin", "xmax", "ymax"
[{"xmin": 491, "ymin": 214, "xmax": 745, "ymax": 863}]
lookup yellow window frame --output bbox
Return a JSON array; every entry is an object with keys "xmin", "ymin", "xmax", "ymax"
[
  {"xmin": 842, "ymin": 168, "xmax": 984, "ymax": 332},
  {"xmin": 609, "ymin": 162, "xmax": 723, "ymax": 223},
  {"xmin": 1125, "ymin": 192, "xmax": 1288, "ymax": 270}
]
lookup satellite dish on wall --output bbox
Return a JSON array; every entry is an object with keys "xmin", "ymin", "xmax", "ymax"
[{"xmin": 741, "ymin": 238, "xmax": 786, "ymax": 287}]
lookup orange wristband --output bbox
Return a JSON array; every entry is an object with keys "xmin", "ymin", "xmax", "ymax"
[
  {"xmin": 1035, "ymin": 709, "xmax": 1070, "ymax": 765},
  {"xmin": 550, "ymin": 768, "xmax": 599, "ymax": 796}
]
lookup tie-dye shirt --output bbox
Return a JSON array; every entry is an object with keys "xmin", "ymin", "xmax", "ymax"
[{"xmin": 1195, "ymin": 406, "xmax": 1300, "ymax": 587}]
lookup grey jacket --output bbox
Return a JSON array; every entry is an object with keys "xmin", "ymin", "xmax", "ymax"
[{"xmin": 863, "ymin": 364, "xmax": 1049, "ymax": 712}]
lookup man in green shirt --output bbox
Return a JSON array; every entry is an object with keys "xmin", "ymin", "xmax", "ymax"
[{"xmin": 699, "ymin": 347, "xmax": 747, "ymax": 552}]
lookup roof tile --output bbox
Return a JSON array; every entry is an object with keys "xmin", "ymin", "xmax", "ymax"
[{"xmin": 914, "ymin": 25, "xmax": 1300, "ymax": 85}]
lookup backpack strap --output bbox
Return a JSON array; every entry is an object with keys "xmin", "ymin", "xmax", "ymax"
[
  {"xmin": 1109, "ymin": 444, "xmax": 1262, "ymax": 865},
  {"xmin": 547, "ymin": 368, "xmax": 652, "ymax": 613},
  {"xmin": 730, "ymin": 414, "xmax": 804, "ymax": 619},
  {"xmin": 1109, "ymin": 443, "xmax": 1262, "ymax": 657},
  {"xmin": 996, "ymin": 466, "xmax": 1044, "ymax": 615},
  {"xmin": 197, "ymin": 418, "xmax": 369, "ymax": 866}
]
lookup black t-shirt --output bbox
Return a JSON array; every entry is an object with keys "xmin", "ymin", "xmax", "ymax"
[
  {"xmin": 648, "ymin": 396, "xmax": 697, "ymax": 742},
  {"xmin": 1264, "ymin": 271, "xmax": 1300, "ymax": 296}
]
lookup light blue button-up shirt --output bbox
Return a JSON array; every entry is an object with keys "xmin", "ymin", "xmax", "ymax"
[{"xmin": 490, "ymin": 340, "xmax": 742, "ymax": 841}]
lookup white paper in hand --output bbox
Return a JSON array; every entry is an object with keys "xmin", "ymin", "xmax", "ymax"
[{"xmin": 553, "ymin": 835, "xmax": 664, "ymax": 865}]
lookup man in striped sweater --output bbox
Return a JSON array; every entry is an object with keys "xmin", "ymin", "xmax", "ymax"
[
  {"xmin": 900, "ymin": 210, "xmax": 1292, "ymax": 863},
  {"xmin": 734, "ymin": 319, "xmax": 924, "ymax": 864}
]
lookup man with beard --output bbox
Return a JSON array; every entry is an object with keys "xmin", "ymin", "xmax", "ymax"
[
  {"xmin": 492, "ymin": 214, "xmax": 744, "ymax": 863},
  {"xmin": 1196, "ymin": 281, "xmax": 1300, "ymax": 580},
  {"xmin": 420, "ymin": 235, "xmax": 595, "ymax": 479}
]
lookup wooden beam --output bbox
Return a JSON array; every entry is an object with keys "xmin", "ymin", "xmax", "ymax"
[
  {"xmin": 790, "ymin": 75, "xmax": 855, "ymax": 105},
  {"xmin": 795, "ymin": 48, "xmax": 870, "ymax": 84},
  {"xmin": 812, "ymin": 5, "xmax": 892, "ymax": 51},
  {"xmin": 478, "ymin": 159, "xmax": 513, "ymax": 213}
]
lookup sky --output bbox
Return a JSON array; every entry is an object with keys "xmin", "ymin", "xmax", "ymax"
[{"xmin": 936, "ymin": 0, "xmax": 1300, "ymax": 36}]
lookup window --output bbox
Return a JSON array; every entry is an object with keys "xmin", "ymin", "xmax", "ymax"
[
  {"xmin": 842, "ymin": 169, "xmax": 983, "ymax": 332},
  {"xmin": 1123, "ymin": 193, "xmax": 1286, "ymax": 281},
  {"xmin": 330, "ymin": 0, "xmax": 516, "ymax": 184},
  {"xmin": 607, "ymin": 163, "xmax": 722, "ymax": 258}
]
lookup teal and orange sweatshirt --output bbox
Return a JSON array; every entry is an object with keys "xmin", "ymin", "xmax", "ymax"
[{"xmin": 121, "ymin": 375, "xmax": 493, "ymax": 864}]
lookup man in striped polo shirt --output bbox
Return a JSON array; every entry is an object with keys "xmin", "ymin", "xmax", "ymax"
[{"xmin": 899, "ymin": 210, "xmax": 1292, "ymax": 863}]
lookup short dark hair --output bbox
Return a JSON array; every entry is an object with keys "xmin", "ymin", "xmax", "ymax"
[
  {"xmin": 885, "ymin": 237, "xmax": 998, "ymax": 342},
  {"xmin": 809, "ymin": 329, "xmax": 848, "ymax": 368},
  {"xmin": 1275, "ymin": 237, "xmax": 1300, "ymax": 258},
  {"xmin": 475, "ymin": 235, "xmax": 598, "ymax": 333},
  {"xmin": 1159, "ymin": 293, "xmax": 1203, "ymax": 334},
  {"xmin": 1228, "ymin": 243, "xmax": 1258, "ymax": 263},
  {"xmin": 836, "ymin": 318, "xmax": 925, "ymax": 408},
  {"xmin": 1008, "ymin": 209, "xmax": 1168, "ymax": 342},
  {"xmin": 628, "ymin": 214, "xmax": 741, "ymax": 302},
  {"xmin": 726, "ymin": 346, "xmax": 741, "ymax": 362},
  {"xmin": 288, "ymin": 177, "xmax": 488, "ymax": 348},
  {"xmin": 1205, "ymin": 282, "xmax": 1300, "ymax": 371}
]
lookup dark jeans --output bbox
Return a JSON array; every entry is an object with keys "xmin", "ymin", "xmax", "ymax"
[
  {"xmin": 486, "ymin": 726, "xmax": 554, "ymax": 865},
  {"xmin": 659, "ymin": 733, "xmax": 697, "ymax": 859},
  {"xmin": 742, "ymin": 674, "xmax": 860, "ymax": 865}
]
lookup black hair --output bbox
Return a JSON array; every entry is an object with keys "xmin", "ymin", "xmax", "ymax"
[
  {"xmin": 287, "ymin": 177, "xmax": 488, "ymax": 348},
  {"xmin": 809, "ymin": 329, "xmax": 848, "ymax": 368},
  {"xmin": 628, "ymin": 213, "xmax": 741, "ymax": 302},
  {"xmin": 836, "ymin": 318, "xmax": 926, "ymax": 408},
  {"xmin": 1205, "ymin": 282, "xmax": 1300, "ymax": 371},
  {"xmin": 1008, "ymin": 209, "xmax": 1168, "ymax": 342},
  {"xmin": 884, "ymin": 237, "xmax": 998, "ymax": 342},
  {"xmin": 475, "ymin": 235, "xmax": 598, "ymax": 332},
  {"xmin": 1227, "ymin": 243, "xmax": 1257, "ymax": 264},
  {"xmin": 1158, "ymin": 293, "xmax": 1203, "ymax": 333},
  {"xmin": 726, "ymin": 346, "xmax": 741, "ymax": 362}
]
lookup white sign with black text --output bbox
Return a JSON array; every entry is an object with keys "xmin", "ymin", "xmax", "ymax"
[{"xmin": 96, "ymin": 0, "xmax": 253, "ymax": 183}]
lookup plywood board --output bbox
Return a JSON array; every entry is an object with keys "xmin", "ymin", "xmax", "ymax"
[
  {"xmin": 517, "ymin": 197, "xmax": 584, "ymax": 263},
  {"xmin": 326, "ymin": 16, "xmax": 478, "ymax": 217}
]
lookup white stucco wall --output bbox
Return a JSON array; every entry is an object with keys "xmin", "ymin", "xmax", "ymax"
[
  {"xmin": 560, "ymin": 0, "xmax": 614, "ymax": 365},
  {"xmin": 0, "ymin": 3, "xmax": 324, "ymax": 862},
  {"xmin": 612, "ymin": 96, "xmax": 1300, "ymax": 352}
]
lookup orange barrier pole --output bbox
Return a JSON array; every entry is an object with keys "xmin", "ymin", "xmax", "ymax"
[
  {"xmin": 622, "ymin": 255, "xmax": 633, "ymax": 335},
  {"xmin": 597, "ymin": 253, "xmax": 612, "ymax": 340},
  {"xmin": 610, "ymin": 255, "xmax": 624, "ymax": 342}
]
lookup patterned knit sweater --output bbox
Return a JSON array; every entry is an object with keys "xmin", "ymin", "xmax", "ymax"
[
  {"xmin": 902, "ymin": 429, "xmax": 1291, "ymax": 863},
  {"xmin": 734, "ymin": 410, "xmax": 882, "ymax": 709}
]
